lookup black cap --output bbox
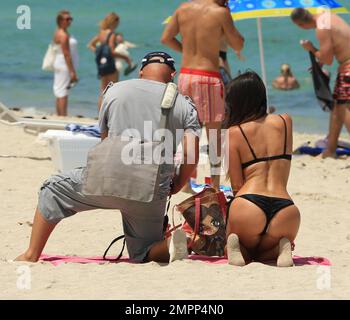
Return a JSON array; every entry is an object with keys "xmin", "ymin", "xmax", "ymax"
[{"xmin": 140, "ymin": 51, "xmax": 176, "ymax": 71}]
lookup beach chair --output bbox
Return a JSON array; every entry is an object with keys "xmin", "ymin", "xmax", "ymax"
[{"xmin": 0, "ymin": 101, "xmax": 93, "ymax": 134}]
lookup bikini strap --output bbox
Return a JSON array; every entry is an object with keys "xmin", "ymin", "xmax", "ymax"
[
  {"xmin": 238, "ymin": 125, "xmax": 257, "ymax": 159},
  {"xmin": 278, "ymin": 115, "xmax": 288, "ymax": 155}
]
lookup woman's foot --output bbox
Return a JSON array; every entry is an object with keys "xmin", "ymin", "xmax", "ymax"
[
  {"xmin": 227, "ymin": 233, "xmax": 245, "ymax": 266},
  {"xmin": 168, "ymin": 230, "xmax": 188, "ymax": 263},
  {"xmin": 277, "ymin": 237, "xmax": 294, "ymax": 267}
]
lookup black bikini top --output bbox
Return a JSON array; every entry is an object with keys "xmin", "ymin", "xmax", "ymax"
[{"xmin": 239, "ymin": 115, "xmax": 292, "ymax": 170}]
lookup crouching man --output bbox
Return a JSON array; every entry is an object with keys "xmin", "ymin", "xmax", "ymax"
[{"xmin": 15, "ymin": 52, "xmax": 201, "ymax": 263}]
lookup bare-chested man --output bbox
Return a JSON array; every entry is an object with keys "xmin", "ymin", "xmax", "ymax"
[
  {"xmin": 161, "ymin": 0, "xmax": 244, "ymax": 190},
  {"xmin": 291, "ymin": 8, "xmax": 350, "ymax": 158}
]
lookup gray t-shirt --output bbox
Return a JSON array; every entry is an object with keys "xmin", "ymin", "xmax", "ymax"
[{"xmin": 99, "ymin": 78, "xmax": 201, "ymax": 198}]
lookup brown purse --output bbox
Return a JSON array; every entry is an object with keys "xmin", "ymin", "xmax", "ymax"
[{"xmin": 173, "ymin": 188, "xmax": 228, "ymax": 256}]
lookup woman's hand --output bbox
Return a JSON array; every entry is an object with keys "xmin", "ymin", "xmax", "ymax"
[{"xmin": 70, "ymin": 71, "xmax": 78, "ymax": 82}]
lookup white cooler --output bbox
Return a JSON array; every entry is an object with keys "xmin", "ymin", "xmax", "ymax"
[{"xmin": 40, "ymin": 130, "xmax": 100, "ymax": 172}]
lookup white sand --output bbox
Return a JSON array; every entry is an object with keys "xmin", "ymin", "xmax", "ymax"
[{"xmin": 0, "ymin": 120, "xmax": 350, "ymax": 300}]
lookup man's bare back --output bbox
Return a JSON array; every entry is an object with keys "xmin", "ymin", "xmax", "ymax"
[
  {"xmin": 161, "ymin": 0, "xmax": 244, "ymax": 71},
  {"xmin": 322, "ymin": 13, "xmax": 350, "ymax": 65}
]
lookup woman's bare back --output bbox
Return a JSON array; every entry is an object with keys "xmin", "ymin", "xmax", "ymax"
[{"xmin": 233, "ymin": 114, "xmax": 293, "ymax": 198}]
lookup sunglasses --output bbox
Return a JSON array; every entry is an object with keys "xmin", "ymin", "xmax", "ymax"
[{"xmin": 64, "ymin": 17, "xmax": 73, "ymax": 22}]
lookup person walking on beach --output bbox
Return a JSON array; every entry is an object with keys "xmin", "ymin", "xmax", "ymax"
[
  {"xmin": 161, "ymin": 0, "xmax": 244, "ymax": 191},
  {"xmin": 88, "ymin": 12, "xmax": 133, "ymax": 110},
  {"xmin": 52, "ymin": 10, "xmax": 79, "ymax": 116},
  {"xmin": 15, "ymin": 52, "xmax": 201, "ymax": 264},
  {"xmin": 224, "ymin": 71, "xmax": 300, "ymax": 267},
  {"xmin": 291, "ymin": 8, "xmax": 350, "ymax": 158},
  {"xmin": 272, "ymin": 64, "xmax": 300, "ymax": 90}
]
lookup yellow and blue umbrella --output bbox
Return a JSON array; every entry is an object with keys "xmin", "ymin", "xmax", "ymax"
[
  {"xmin": 229, "ymin": 0, "xmax": 348, "ymax": 21},
  {"xmin": 228, "ymin": 0, "xmax": 349, "ymax": 92}
]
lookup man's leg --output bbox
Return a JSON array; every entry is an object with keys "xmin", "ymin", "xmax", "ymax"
[
  {"xmin": 206, "ymin": 121, "xmax": 222, "ymax": 190},
  {"xmin": 343, "ymin": 104, "xmax": 350, "ymax": 133},
  {"xmin": 15, "ymin": 207, "xmax": 57, "ymax": 262},
  {"xmin": 146, "ymin": 229, "xmax": 188, "ymax": 263},
  {"xmin": 15, "ymin": 168, "xmax": 104, "ymax": 262},
  {"xmin": 323, "ymin": 103, "xmax": 344, "ymax": 158}
]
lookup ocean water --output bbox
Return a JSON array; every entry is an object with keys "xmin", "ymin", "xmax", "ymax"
[{"xmin": 1, "ymin": 0, "xmax": 350, "ymax": 134}]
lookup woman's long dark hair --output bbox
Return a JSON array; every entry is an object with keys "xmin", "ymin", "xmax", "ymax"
[{"xmin": 223, "ymin": 71, "xmax": 267, "ymax": 128}]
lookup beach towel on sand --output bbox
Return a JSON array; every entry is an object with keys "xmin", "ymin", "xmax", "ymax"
[
  {"xmin": 294, "ymin": 145, "xmax": 350, "ymax": 156},
  {"xmin": 65, "ymin": 124, "xmax": 101, "ymax": 138},
  {"xmin": 39, "ymin": 253, "xmax": 331, "ymax": 267}
]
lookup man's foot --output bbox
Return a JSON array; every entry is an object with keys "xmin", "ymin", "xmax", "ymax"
[
  {"xmin": 227, "ymin": 233, "xmax": 245, "ymax": 266},
  {"xmin": 14, "ymin": 252, "xmax": 39, "ymax": 262},
  {"xmin": 321, "ymin": 150, "xmax": 337, "ymax": 159},
  {"xmin": 277, "ymin": 237, "xmax": 294, "ymax": 267},
  {"xmin": 168, "ymin": 230, "xmax": 188, "ymax": 263},
  {"xmin": 210, "ymin": 175, "xmax": 221, "ymax": 192}
]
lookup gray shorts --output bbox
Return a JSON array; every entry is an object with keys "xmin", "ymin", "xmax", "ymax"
[{"xmin": 38, "ymin": 167, "xmax": 167, "ymax": 262}]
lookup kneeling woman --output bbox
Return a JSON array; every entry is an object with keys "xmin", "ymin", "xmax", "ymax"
[{"xmin": 224, "ymin": 71, "xmax": 300, "ymax": 267}]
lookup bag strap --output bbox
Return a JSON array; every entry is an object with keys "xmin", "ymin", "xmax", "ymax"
[
  {"xmin": 103, "ymin": 235, "xmax": 126, "ymax": 261},
  {"xmin": 158, "ymin": 83, "xmax": 178, "ymax": 142},
  {"xmin": 188, "ymin": 197, "xmax": 201, "ymax": 249},
  {"xmin": 104, "ymin": 31, "xmax": 114, "ymax": 45}
]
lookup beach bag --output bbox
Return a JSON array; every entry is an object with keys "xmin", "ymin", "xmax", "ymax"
[
  {"xmin": 82, "ymin": 82, "xmax": 178, "ymax": 203},
  {"xmin": 42, "ymin": 43, "xmax": 56, "ymax": 72},
  {"xmin": 174, "ymin": 188, "xmax": 228, "ymax": 256},
  {"xmin": 95, "ymin": 32, "xmax": 117, "ymax": 77}
]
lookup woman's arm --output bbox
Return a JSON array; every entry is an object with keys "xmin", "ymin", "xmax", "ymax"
[
  {"xmin": 226, "ymin": 128, "xmax": 244, "ymax": 195},
  {"xmin": 60, "ymin": 32, "xmax": 77, "ymax": 81},
  {"xmin": 87, "ymin": 35, "xmax": 99, "ymax": 52}
]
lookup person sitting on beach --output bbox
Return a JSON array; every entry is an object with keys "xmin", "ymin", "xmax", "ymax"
[
  {"xmin": 224, "ymin": 71, "xmax": 300, "ymax": 267},
  {"xmin": 87, "ymin": 12, "xmax": 133, "ymax": 110},
  {"xmin": 52, "ymin": 10, "xmax": 79, "ymax": 116},
  {"xmin": 291, "ymin": 8, "xmax": 350, "ymax": 158},
  {"xmin": 15, "ymin": 51, "xmax": 201, "ymax": 264},
  {"xmin": 272, "ymin": 64, "xmax": 300, "ymax": 90}
]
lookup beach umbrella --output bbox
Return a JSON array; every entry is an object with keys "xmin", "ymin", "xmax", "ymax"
[{"xmin": 228, "ymin": 0, "xmax": 349, "ymax": 92}]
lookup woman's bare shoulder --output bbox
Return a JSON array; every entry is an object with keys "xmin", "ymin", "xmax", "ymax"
[
  {"xmin": 227, "ymin": 125, "xmax": 243, "ymax": 145},
  {"xmin": 54, "ymin": 29, "xmax": 69, "ymax": 43}
]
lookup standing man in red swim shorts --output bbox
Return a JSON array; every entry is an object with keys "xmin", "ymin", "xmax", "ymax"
[
  {"xmin": 291, "ymin": 8, "xmax": 350, "ymax": 158},
  {"xmin": 161, "ymin": 0, "xmax": 244, "ymax": 190}
]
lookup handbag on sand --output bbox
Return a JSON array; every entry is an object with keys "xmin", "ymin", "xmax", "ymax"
[
  {"xmin": 82, "ymin": 82, "xmax": 178, "ymax": 203},
  {"xmin": 42, "ymin": 43, "xmax": 56, "ymax": 72},
  {"xmin": 174, "ymin": 188, "xmax": 228, "ymax": 256}
]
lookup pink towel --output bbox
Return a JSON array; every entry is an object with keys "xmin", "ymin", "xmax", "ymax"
[{"xmin": 40, "ymin": 254, "xmax": 331, "ymax": 267}]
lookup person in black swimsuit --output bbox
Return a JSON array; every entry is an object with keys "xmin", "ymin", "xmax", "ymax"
[{"xmin": 223, "ymin": 71, "xmax": 301, "ymax": 267}]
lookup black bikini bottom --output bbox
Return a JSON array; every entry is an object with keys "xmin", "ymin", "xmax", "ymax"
[{"xmin": 228, "ymin": 194, "xmax": 294, "ymax": 235}]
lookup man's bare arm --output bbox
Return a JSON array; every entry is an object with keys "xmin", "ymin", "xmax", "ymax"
[
  {"xmin": 315, "ymin": 29, "xmax": 334, "ymax": 65},
  {"xmin": 221, "ymin": 9, "xmax": 244, "ymax": 52},
  {"xmin": 171, "ymin": 133, "xmax": 199, "ymax": 194},
  {"xmin": 161, "ymin": 10, "xmax": 183, "ymax": 53}
]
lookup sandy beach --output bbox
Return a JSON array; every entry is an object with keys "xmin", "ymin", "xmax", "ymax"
[{"xmin": 0, "ymin": 117, "xmax": 350, "ymax": 300}]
